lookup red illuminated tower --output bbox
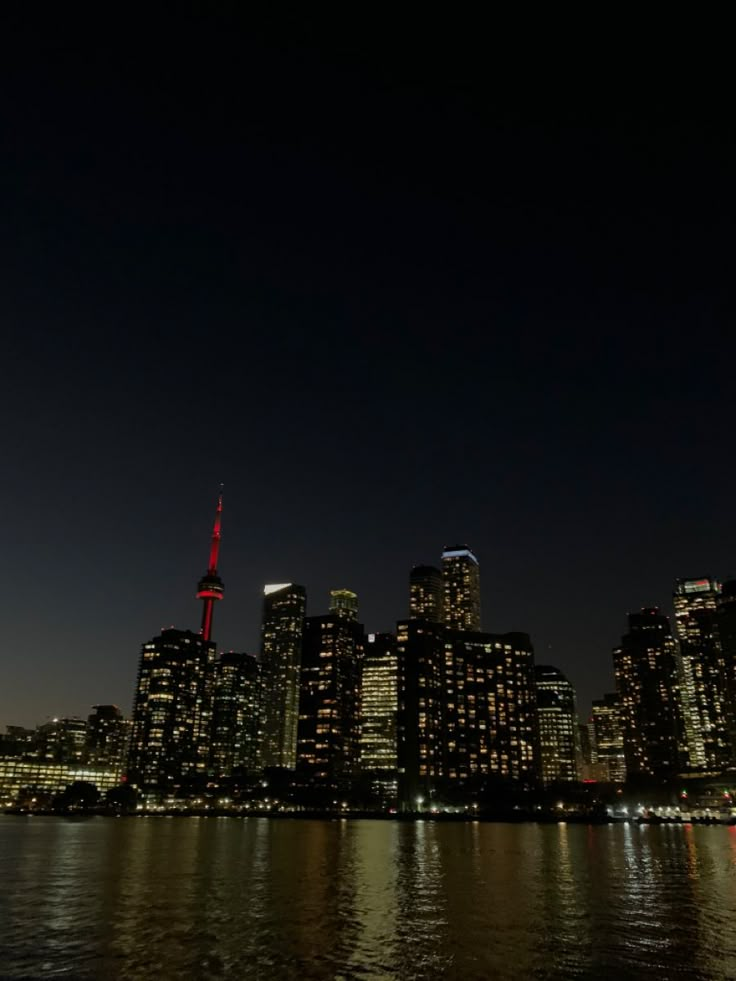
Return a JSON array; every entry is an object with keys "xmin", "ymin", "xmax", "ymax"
[{"xmin": 196, "ymin": 488, "xmax": 224, "ymax": 642}]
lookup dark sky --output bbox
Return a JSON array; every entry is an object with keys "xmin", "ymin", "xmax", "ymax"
[{"xmin": 0, "ymin": 14, "xmax": 733, "ymax": 726}]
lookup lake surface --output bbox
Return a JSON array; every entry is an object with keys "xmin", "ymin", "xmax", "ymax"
[{"xmin": 2, "ymin": 816, "xmax": 736, "ymax": 980}]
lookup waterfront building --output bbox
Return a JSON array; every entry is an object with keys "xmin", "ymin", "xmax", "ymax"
[
  {"xmin": 259, "ymin": 583, "xmax": 307, "ymax": 770},
  {"xmin": 409, "ymin": 565, "xmax": 443, "ymax": 622},
  {"xmin": 674, "ymin": 577, "xmax": 731, "ymax": 771},
  {"xmin": 613, "ymin": 608, "xmax": 683, "ymax": 779},
  {"xmin": 36, "ymin": 717, "xmax": 88, "ymax": 763},
  {"xmin": 535, "ymin": 665, "xmax": 579, "ymax": 784},
  {"xmin": 127, "ymin": 628, "xmax": 216, "ymax": 795},
  {"xmin": 86, "ymin": 705, "xmax": 130, "ymax": 769},
  {"xmin": 0, "ymin": 759, "xmax": 122, "ymax": 806},
  {"xmin": 441, "ymin": 545, "xmax": 481, "ymax": 631},
  {"xmin": 210, "ymin": 652, "xmax": 261, "ymax": 777},
  {"xmin": 296, "ymin": 591, "xmax": 364, "ymax": 792},
  {"xmin": 590, "ymin": 693, "xmax": 626, "ymax": 782},
  {"xmin": 360, "ymin": 632, "xmax": 398, "ymax": 799},
  {"xmin": 126, "ymin": 496, "xmax": 224, "ymax": 796},
  {"xmin": 395, "ymin": 618, "xmax": 446, "ymax": 807},
  {"xmin": 717, "ymin": 579, "xmax": 736, "ymax": 757},
  {"xmin": 443, "ymin": 630, "xmax": 538, "ymax": 789}
]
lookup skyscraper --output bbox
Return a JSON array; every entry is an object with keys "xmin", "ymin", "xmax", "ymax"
[
  {"xmin": 409, "ymin": 565, "xmax": 443, "ymax": 622},
  {"xmin": 443, "ymin": 630, "xmax": 538, "ymax": 789},
  {"xmin": 127, "ymin": 629, "xmax": 217, "ymax": 795},
  {"xmin": 442, "ymin": 545, "xmax": 481, "ymax": 631},
  {"xmin": 86, "ymin": 705, "xmax": 130, "ymax": 770},
  {"xmin": 613, "ymin": 608, "xmax": 683, "ymax": 779},
  {"xmin": 360, "ymin": 632, "xmax": 398, "ymax": 798},
  {"xmin": 717, "ymin": 580, "xmax": 736, "ymax": 758},
  {"xmin": 673, "ymin": 577, "xmax": 730, "ymax": 771},
  {"xmin": 210, "ymin": 652, "xmax": 261, "ymax": 778},
  {"xmin": 590, "ymin": 693, "xmax": 626, "ymax": 783},
  {"xmin": 127, "ymin": 496, "xmax": 222, "ymax": 796},
  {"xmin": 395, "ymin": 618, "xmax": 446, "ymax": 807},
  {"xmin": 534, "ymin": 665, "xmax": 579, "ymax": 785},
  {"xmin": 297, "ymin": 592, "xmax": 364, "ymax": 793},
  {"xmin": 259, "ymin": 583, "xmax": 307, "ymax": 770}
]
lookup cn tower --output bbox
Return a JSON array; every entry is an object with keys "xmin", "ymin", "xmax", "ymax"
[{"xmin": 196, "ymin": 488, "xmax": 224, "ymax": 642}]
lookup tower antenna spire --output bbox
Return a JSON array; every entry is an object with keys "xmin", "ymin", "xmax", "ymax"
[{"xmin": 196, "ymin": 488, "xmax": 225, "ymax": 642}]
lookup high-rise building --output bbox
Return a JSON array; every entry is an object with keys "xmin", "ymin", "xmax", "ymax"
[
  {"xmin": 534, "ymin": 665, "xmax": 579, "ymax": 785},
  {"xmin": 673, "ymin": 577, "xmax": 730, "ymax": 771},
  {"xmin": 613, "ymin": 608, "xmax": 683, "ymax": 779},
  {"xmin": 360, "ymin": 632, "xmax": 398, "ymax": 798},
  {"xmin": 717, "ymin": 580, "xmax": 736, "ymax": 758},
  {"xmin": 395, "ymin": 618, "xmax": 446, "ymax": 807},
  {"xmin": 86, "ymin": 705, "xmax": 130, "ymax": 770},
  {"xmin": 127, "ymin": 628, "xmax": 217, "ymax": 795},
  {"xmin": 590, "ymin": 693, "xmax": 626, "ymax": 783},
  {"xmin": 127, "ymin": 497, "xmax": 222, "ymax": 796},
  {"xmin": 409, "ymin": 566, "xmax": 443, "ymax": 622},
  {"xmin": 329, "ymin": 588, "xmax": 359, "ymax": 621},
  {"xmin": 36, "ymin": 717, "xmax": 88, "ymax": 764},
  {"xmin": 297, "ymin": 593, "xmax": 364, "ymax": 793},
  {"xmin": 443, "ymin": 630, "xmax": 538, "ymax": 789},
  {"xmin": 442, "ymin": 545, "xmax": 481, "ymax": 631},
  {"xmin": 259, "ymin": 583, "xmax": 307, "ymax": 770},
  {"xmin": 210, "ymin": 652, "xmax": 261, "ymax": 778}
]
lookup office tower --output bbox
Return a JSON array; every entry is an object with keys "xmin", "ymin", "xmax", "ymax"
[
  {"xmin": 534, "ymin": 665, "xmax": 579, "ymax": 784},
  {"xmin": 613, "ymin": 608, "xmax": 683, "ymax": 779},
  {"xmin": 442, "ymin": 545, "xmax": 481, "ymax": 631},
  {"xmin": 360, "ymin": 632, "xmax": 398, "ymax": 798},
  {"xmin": 329, "ymin": 588, "xmax": 359, "ymax": 621},
  {"xmin": 297, "ymin": 593, "xmax": 365, "ymax": 793},
  {"xmin": 443, "ymin": 630, "xmax": 538, "ymax": 789},
  {"xmin": 127, "ymin": 629, "xmax": 217, "ymax": 795},
  {"xmin": 86, "ymin": 705, "xmax": 130, "ymax": 769},
  {"xmin": 674, "ymin": 577, "xmax": 730, "ymax": 771},
  {"xmin": 395, "ymin": 618, "xmax": 446, "ymax": 807},
  {"xmin": 717, "ymin": 580, "xmax": 736, "ymax": 756},
  {"xmin": 127, "ymin": 495, "xmax": 225, "ymax": 795},
  {"xmin": 409, "ymin": 565, "xmax": 443, "ymax": 622},
  {"xmin": 210, "ymin": 652, "xmax": 261, "ymax": 777},
  {"xmin": 259, "ymin": 583, "xmax": 307, "ymax": 770},
  {"xmin": 590, "ymin": 693, "xmax": 626, "ymax": 783},
  {"xmin": 36, "ymin": 718, "xmax": 88, "ymax": 763},
  {"xmin": 196, "ymin": 489, "xmax": 225, "ymax": 642}
]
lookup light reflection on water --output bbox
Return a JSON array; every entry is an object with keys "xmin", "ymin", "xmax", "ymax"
[{"xmin": 2, "ymin": 816, "xmax": 736, "ymax": 979}]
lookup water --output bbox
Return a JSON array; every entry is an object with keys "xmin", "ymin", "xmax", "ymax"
[{"xmin": 2, "ymin": 817, "xmax": 736, "ymax": 980}]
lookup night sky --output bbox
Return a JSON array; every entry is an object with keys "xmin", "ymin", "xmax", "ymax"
[{"xmin": 1, "ymin": 15, "xmax": 733, "ymax": 727}]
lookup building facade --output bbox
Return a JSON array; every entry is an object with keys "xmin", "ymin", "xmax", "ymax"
[
  {"xmin": 360, "ymin": 632, "xmax": 398, "ymax": 799},
  {"xmin": 534, "ymin": 665, "xmax": 579, "ymax": 785},
  {"xmin": 590, "ymin": 693, "xmax": 626, "ymax": 782},
  {"xmin": 409, "ymin": 565, "xmax": 443, "ymax": 622},
  {"xmin": 127, "ymin": 629, "xmax": 217, "ymax": 796},
  {"xmin": 296, "ymin": 592, "xmax": 364, "ymax": 793},
  {"xmin": 441, "ymin": 545, "xmax": 481, "ymax": 631},
  {"xmin": 395, "ymin": 618, "xmax": 446, "ymax": 807},
  {"xmin": 443, "ymin": 630, "xmax": 538, "ymax": 790},
  {"xmin": 210, "ymin": 652, "xmax": 261, "ymax": 777},
  {"xmin": 674, "ymin": 577, "xmax": 730, "ymax": 771},
  {"xmin": 259, "ymin": 583, "xmax": 307, "ymax": 770},
  {"xmin": 613, "ymin": 608, "xmax": 682, "ymax": 779},
  {"xmin": 86, "ymin": 705, "xmax": 130, "ymax": 769}
]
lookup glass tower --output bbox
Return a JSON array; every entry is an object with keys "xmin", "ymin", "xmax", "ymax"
[
  {"xmin": 442, "ymin": 545, "xmax": 481, "ymax": 631},
  {"xmin": 259, "ymin": 583, "xmax": 307, "ymax": 770}
]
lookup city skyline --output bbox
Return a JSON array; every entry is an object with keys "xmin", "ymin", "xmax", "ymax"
[{"xmin": 1, "ymin": 488, "xmax": 731, "ymax": 730}]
